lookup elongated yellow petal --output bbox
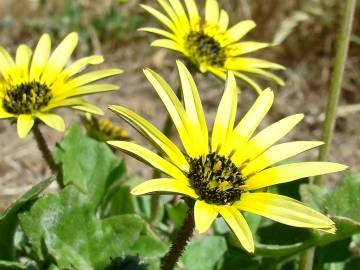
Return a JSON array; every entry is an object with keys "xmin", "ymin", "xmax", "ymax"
[
  {"xmin": 17, "ymin": 114, "xmax": 34, "ymax": 138},
  {"xmin": 30, "ymin": 34, "xmax": 51, "ymax": 81},
  {"xmin": 225, "ymin": 88, "xmax": 273, "ymax": 156},
  {"xmin": 194, "ymin": 200, "xmax": 218, "ymax": 233},
  {"xmin": 218, "ymin": 206, "xmax": 254, "ymax": 253},
  {"xmin": 229, "ymin": 42, "xmax": 270, "ymax": 56},
  {"xmin": 109, "ymin": 105, "xmax": 188, "ymax": 170},
  {"xmin": 151, "ymin": 39, "xmax": 186, "ymax": 53},
  {"xmin": 205, "ymin": 0, "xmax": 219, "ymax": 25},
  {"xmin": 169, "ymin": 0, "xmax": 190, "ymax": 31},
  {"xmin": 36, "ymin": 113, "xmax": 65, "ymax": 132},
  {"xmin": 226, "ymin": 57, "xmax": 285, "ymax": 70},
  {"xmin": 242, "ymin": 141, "xmax": 324, "ymax": 176},
  {"xmin": 218, "ymin": 9, "xmax": 229, "ymax": 31},
  {"xmin": 44, "ymin": 32, "xmax": 78, "ymax": 75},
  {"xmin": 177, "ymin": 61, "xmax": 208, "ymax": 154},
  {"xmin": 131, "ymin": 178, "xmax": 197, "ymax": 198},
  {"xmin": 59, "ymin": 69, "xmax": 123, "ymax": 94},
  {"xmin": 212, "ymin": 71, "xmax": 237, "ymax": 154},
  {"xmin": 107, "ymin": 141, "xmax": 188, "ymax": 182},
  {"xmin": 224, "ymin": 20, "xmax": 256, "ymax": 45},
  {"xmin": 144, "ymin": 68, "xmax": 198, "ymax": 157},
  {"xmin": 141, "ymin": 4, "xmax": 176, "ymax": 32},
  {"xmin": 15, "ymin": 45, "xmax": 32, "ymax": 82},
  {"xmin": 0, "ymin": 47, "xmax": 15, "ymax": 72},
  {"xmin": 72, "ymin": 104, "xmax": 104, "ymax": 115},
  {"xmin": 184, "ymin": 0, "xmax": 200, "ymax": 27},
  {"xmin": 234, "ymin": 193, "xmax": 335, "ymax": 233},
  {"xmin": 61, "ymin": 55, "xmax": 104, "ymax": 78},
  {"xmin": 244, "ymin": 162, "xmax": 348, "ymax": 190},
  {"xmin": 0, "ymin": 109, "xmax": 14, "ymax": 119},
  {"xmin": 233, "ymin": 72, "xmax": 262, "ymax": 94},
  {"xmin": 58, "ymin": 84, "xmax": 119, "ymax": 99},
  {"xmin": 139, "ymin": 27, "xmax": 177, "ymax": 40},
  {"xmin": 240, "ymin": 67, "xmax": 285, "ymax": 86},
  {"xmin": 232, "ymin": 114, "xmax": 303, "ymax": 166}
]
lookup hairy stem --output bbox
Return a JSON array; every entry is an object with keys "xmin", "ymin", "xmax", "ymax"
[
  {"xmin": 33, "ymin": 124, "xmax": 64, "ymax": 188},
  {"xmin": 161, "ymin": 210, "xmax": 195, "ymax": 270}
]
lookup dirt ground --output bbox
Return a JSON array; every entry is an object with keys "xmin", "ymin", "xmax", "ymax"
[{"xmin": 0, "ymin": 0, "xmax": 359, "ymax": 212}]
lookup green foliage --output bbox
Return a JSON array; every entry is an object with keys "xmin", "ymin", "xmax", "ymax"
[
  {"xmin": 0, "ymin": 177, "xmax": 53, "ymax": 261},
  {"xmin": 55, "ymin": 123, "xmax": 126, "ymax": 209},
  {"xmin": 19, "ymin": 186, "xmax": 166, "ymax": 270}
]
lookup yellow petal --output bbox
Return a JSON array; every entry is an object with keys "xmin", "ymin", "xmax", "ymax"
[
  {"xmin": 218, "ymin": 206, "xmax": 254, "ymax": 253},
  {"xmin": 61, "ymin": 55, "xmax": 104, "ymax": 78},
  {"xmin": 17, "ymin": 114, "xmax": 35, "ymax": 138},
  {"xmin": 233, "ymin": 71, "xmax": 262, "ymax": 94},
  {"xmin": 232, "ymin": 114, "xmax": 304, "ymax": 166},
  {"xmin": 226, "ymin": 57, "xmax": 285, "ymax": 70},
  {"xmin": 45, "ymin": 32, "xmax": 78, "ymax": 72},
  {"xmin": 244, "ymin": 162, "xmax": 348, "ymax": 190},
  {"xmin": 140, "ymin": 4, "xmax": 176, "ymax": 32},
  {"xmin": 218, "ymin": 10, "xmax": 229, "ymax": 31},
  {"xmin": 212, "ymin": 71, "xmax": 237, "ymax": 154},
  {"xmin": 239, "ymin": 67, "xmax": 285, "ymax": 86},
  {"xmin": 15, "ymin": 45, "xmax": 32, "ymax": 82},
  {"xmin": 194, "ymin": 200, "xmax": 218, "ymax": 233},
  {"xmin": 234, "ymin": 193, "xmax": 336, "ymax": 233},
  {"xmin": 72, "ymin": 104, "xmax": 104, "ymax": 115},
  {"xmin": 151, "ymin": 39, "xmax": 186, "ymax": 53},
  {"xmin": 177, "ymin": 61, "xmax": 208, "ymax": 154},
  {"xmin": 107, "ymin": 141, "xmax": 188, "ymax": 182},
  {"xmin": 229, "ymin": 42, "xmax": 270, "ymax": 56},
  {"xmin": 205, "ymin": 0, "xmax": 219, "ymax": 25},
  {"xmin": 131, "ymin": 178, "xmax": 197, "ymax": 198},
  {"xmin": 224, "ymin": 20, "xmax": 256, "ymax": 45},
  {"xmin": 169, "ymin": 0, "xmax": 190, "ymax": 31},
  {"xmin": 59, "ymin": 84, "xmax": 119, "ymax": 99},
  {"xmin": 60, "ymin": 69, "xmax": 123, "ymax": 93},
  {"xmin": 184, "ymin": 0, "xmax": 200, "ymax": 27},
  {"xmin": 0, "ymin": 46, "xmax": 15, "ymax": 73},
  {"xmin": 225, "ymin": 88, "xmax": 273, "ymax": 156},
  {"xmin": 0, "ymin": 108, "xmax": 15, "ymax": 119},
  {"xmin": 36, "ymin": 113, "xmax": 65, "ymax": 132},
  {"xmin": 156, "ymin": 0, "xmax": 184, "ymax": 32},
  {"xmin": 30, "ymin": 33, "xmax": 51, "ymax": 81},
  {"xmin": 243, "ymin": 141, "xmax": 324, "ymax": 176},
  {"xmin": 144, "ymin": 68, "xmax": 197, "ymax": 157},
  {"xmin": 109, "ymin": 105, "xmax": 188, "ymax": 170},
  {"xmin": 139, "ymin": 27, "xmax": 177, "ymax": 40}
]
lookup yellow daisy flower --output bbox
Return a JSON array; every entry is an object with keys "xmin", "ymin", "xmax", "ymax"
[
  {"xmin": 140, "ymin": 0, "xmax": 284, "ymax": 93},
  {"xmin": 0, "ymin": 32, "xmax": 123, "ymax": 138},
  {"xmin": 108, "ymin": 61, "xmax": 347, "ymax": 253}
]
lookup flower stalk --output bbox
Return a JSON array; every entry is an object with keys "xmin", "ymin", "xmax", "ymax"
[
  {"xmin": 300, "ymin": 0, "xmax": 356, "ymax": 269},
  {"xmin": 33, "ymin": 124, "xmax": 64, "ymax": 188},
  {"xmin": 161, "ymin": 209, "xmax": 195, "ymax": 270}
]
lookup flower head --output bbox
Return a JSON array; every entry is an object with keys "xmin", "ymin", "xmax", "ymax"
[
  {"xmin": 140, "ymin": 0, "xmax": 284, "ymax": 93},
  {"xmin": 108, "ymin": 61, "xmax": 347, "ymax": 253},
  {"xmin": 0, "ymin": 32, "xmax": 122, "ymax": 138}
]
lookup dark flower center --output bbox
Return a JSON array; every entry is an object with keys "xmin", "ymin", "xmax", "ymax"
[
  {"xmin": 2, "ymin": 81, "xmax": 52, "ymax": 114},
  {"xmin": 185, "ymin": 31, "xmax": 226, "ymax": 67},
  {"xmin": 188, "ymin": 152, "xmax": 246, "ymax": 205}
]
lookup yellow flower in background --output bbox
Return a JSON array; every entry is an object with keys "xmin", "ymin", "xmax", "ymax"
[
  {"xmin": 140, "ymin": 0, "xmax": 284, "ymax": 93},
  {"xmin": 108, "ymin": 61, "xmax": 347, "ymax": 252},
  {"xmin": 0, "ymin": 32, "xmax": 122, "ymax": 138}
]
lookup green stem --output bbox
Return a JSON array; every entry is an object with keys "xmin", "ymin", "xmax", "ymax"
[
  {"xmin": 33, "ymin": 124, "xmax": 64, "ymax": 188},
  {"xmin": 314, "ymin": 0, "xmax": 356, "ymax": 186},
  {"xmin": 301, "ymin": 0, "xmax": 356, "ymax": 269},
  {"xmin": 161, "ymin": 209, "xmax": 195, "ymax": 270},
  {"xmin": 150, "ymin": 84, "xmax": 183, "ymax": 224}
]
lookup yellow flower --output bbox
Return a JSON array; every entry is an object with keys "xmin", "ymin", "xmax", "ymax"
[
  {"xmin": 108, "ymin": 61, "xmax": 347, "ymax": 253},
  {"xmin": 0, "ymin": 32, "xmax": 123, "ymax": 138},
  {"xmin": 140, "ymin": 0, "xmax": 284, "ymax": 93}
]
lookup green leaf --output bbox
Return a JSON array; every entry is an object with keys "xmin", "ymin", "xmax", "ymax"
[
  {"xmin": 166, "ymin": 201, "xmax": 188, "ymax": 229},
  {"xmin": 182, "ymin": 236, "xmax": 227, "ymax": 270},
  {"xmin": 101, "ymin": 185, "xmax": 137, "ymax": 217},
  {"xmin": 0, "ymin": 177, "xmax": 53, "ymax": 260},
  {"xmin": 55, "ymin": 123, "xmax": 126, "ymax": 209},
  {"xmin": 19, "ymin": 186, "xmax": 166, "ymax": 270},
  {"xmin": 0, "ymin": 261, "xmax": 26, "ymax": 269}
]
